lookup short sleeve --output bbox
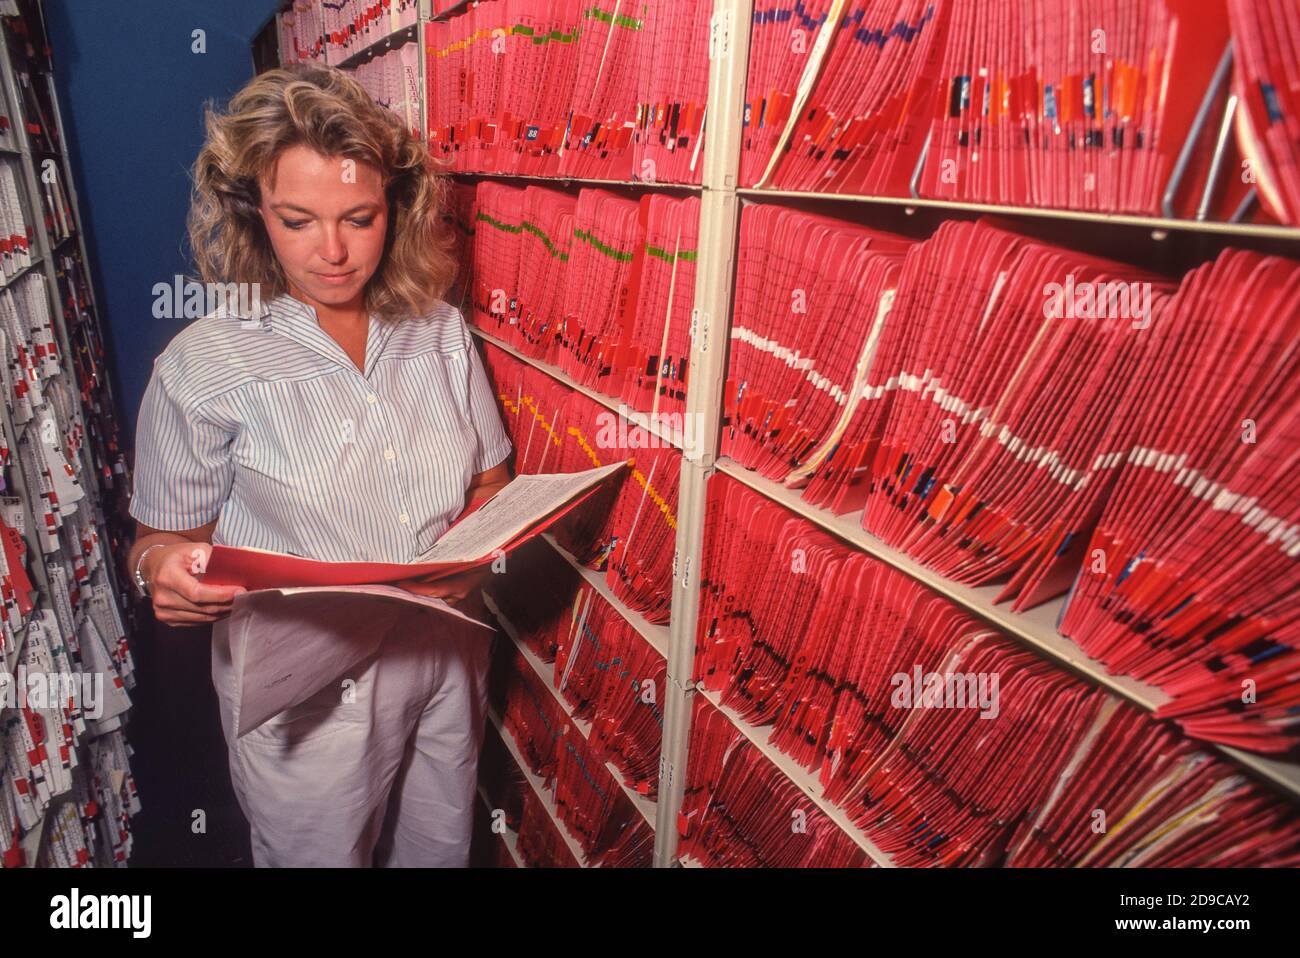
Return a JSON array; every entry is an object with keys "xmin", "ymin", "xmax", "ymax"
[
  {"xmin": 460, "ymin": 312, "xmax": 513, "ymax": 473},
  {"xmin": 128, "ymin": 355, "xmax": 236, "ymax": 530}
]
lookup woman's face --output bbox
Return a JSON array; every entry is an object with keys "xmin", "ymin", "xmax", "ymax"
[{"xmin": 257, "ymin": 144, "xmax": 388, "ymax": 313}]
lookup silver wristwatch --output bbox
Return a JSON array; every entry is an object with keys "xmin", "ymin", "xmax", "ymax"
[{"xmin": 134, "ymin": 544, "xmax": 166, "ymax": 599}]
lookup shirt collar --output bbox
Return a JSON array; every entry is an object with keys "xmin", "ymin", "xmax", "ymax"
[{"xmin": 262, "ymin": 292, "xmax": 396, "ymax": 379}]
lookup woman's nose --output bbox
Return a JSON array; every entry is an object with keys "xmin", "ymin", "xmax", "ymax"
[{"xmin": 318, "ymin": 226, "xmax": 347, "ymax": 264}]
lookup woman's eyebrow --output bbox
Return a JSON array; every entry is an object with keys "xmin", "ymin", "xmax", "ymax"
[{"xmin": 269, "ymin": 201, "xmax": 383, "ymax": 216}]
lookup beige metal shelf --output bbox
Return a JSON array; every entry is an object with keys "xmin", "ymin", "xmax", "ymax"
[
  {"xmin": 449, "ymin": 169, "xmax": 704, "ymax": 192},
  {"xmin": 542, "ymin": 533, "xmax": 670, "ymax": 659},
  {"xmin": 715, "ymin": 459, "xmax": 1152, "ymax": 704},
  {"xmin": 738, "ymin": 187, "xmax": 1300, "ymax": 241},
  {"xmin": 329, "ymin": 20, "xmax": 417, "ymax": 71},
  {"xmin": 487, "ymin": 705, "xmax": 593, "ymax": 867},
  {"xmin": 470, "ymin": 325, "xmax": 686, "ymax": 452},
  {"xmin": 695, "ymin": 686, "xmax": 896, "ymax": 867},
  {"xmin": 430, "ymin": 0, "xmax": 472, "ymax": 22},
  {"xmin": 0, "ymin": 21, "xmax": 136, "ymax": 875},
  {"xmin": 0, "ymin": 254, "xmax": 41, "ymax": 287}
]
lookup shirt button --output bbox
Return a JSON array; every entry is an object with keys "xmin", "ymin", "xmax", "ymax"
[
  {"xmin": 399, "ymin": 513, "xmax": 410, "ymax": 524},
  {"xmin": 384, "ymin": 447, "xmax": 396, "ymax": 461},
  {"xmin": 366, "ymin": 393, "xmax": 377, "ymax": 404}
]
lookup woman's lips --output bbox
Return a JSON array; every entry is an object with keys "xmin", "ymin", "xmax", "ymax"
[{"xmin": 314, "ymin": 270, "xmax": 356, "ymax": 285}]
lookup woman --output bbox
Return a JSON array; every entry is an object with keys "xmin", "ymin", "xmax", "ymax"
[{"xmin": 124, "ymin": 64, "xmax": 513, "ymax": 867}]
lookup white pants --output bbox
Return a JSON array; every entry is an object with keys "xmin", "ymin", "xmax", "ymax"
[{"xmin": 211, "ymin": 597, "xmax": 493, "ymax": 867}]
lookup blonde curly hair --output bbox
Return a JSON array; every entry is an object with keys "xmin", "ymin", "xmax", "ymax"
[{"xmin": 187, "ymin": 62, "xmax": 455, "ymax": 321}]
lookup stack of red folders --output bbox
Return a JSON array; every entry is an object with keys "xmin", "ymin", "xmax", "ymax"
[
  {"xmin": 728, "ymin": 212, "xmax": 1175, "ymax": 612},
  {"xmin": 742, "ymin": 0, "xmax": 947, "ymax": 196},
  {"xmin": 695, "ymin": 475, "xmax": 1300, "ymax": 866},
  {"xmin": 679, "ymin": 698, "xmax": 873, "ymax": 868},
  {"xmin": 481, "ymin": 344, "xmax": 678, "ymax": 624},
  {"xmin": 485, "ymin": 542, "xmax": 664, "ymax": 798},
  {"xmin": 1000, "ymin": 701, "xmax": 1300, "ymax": 867},
  {"xmin": 1060, "ymin": 248, "xmax": 1300, "ymax": 753},
  {"xmin": 723, "ymin": 204, "xmax": 912, "ymax": 480},
  {"xmin": 478, "ymin": 725, "xmax": 582, "ymax": 867},
  {"xmin": 917, "ymin": 0, "xmax": 1226, "ymax": 214},
  {"xmin": 553, "ymin": 190, "xmax": 647, "ymax": 387},
  {"xmin": 1228, "ymin": 0, "xmax": 1300, "ymax": 225},
  {"xmin": 601, "ymin": 441, "xmax": 679, "ymax": 627},
  {"xmin": 723, "ymin": 206, "xmax": 1300, "ymax": 754},
  {"xmin": 551, "ymin": 590, "xmax": 665, "ymax": 799},
  {"xmin": 470, "ymin": 182, "xmax": 698, "ymax": 419},
  {"xmin": 426, "ymin": 0, "xmax": 708, "ymax": 183},
  {"xmin": 846, "ymin": 220, "xmax": 1172, "ymax": 612},
  {"xmin": 622, "ymin": 191, "xmax": 699, "ymax": 419},
  {"xmin": 470, "ymin": 182, "xmax": 553, "ymax": 354},
  {"xmin": 488, "ymin": 640, "xmax": 653, "ymax": 866},
  {"xmin": 743, "ymin": 0, "xmax": 1237, "ymax": 218}
]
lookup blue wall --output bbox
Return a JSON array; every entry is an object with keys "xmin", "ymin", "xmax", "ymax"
[{"xmin": 45, "ymin": 0, "xmax": 281, "ymax": 445}]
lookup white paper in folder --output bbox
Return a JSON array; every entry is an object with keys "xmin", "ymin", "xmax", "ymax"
[{"xmin": 232, "ymin": 584, "xmax": 493, "ymax": 737}]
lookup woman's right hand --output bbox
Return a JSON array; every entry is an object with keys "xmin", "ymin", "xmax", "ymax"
[{"xmin": 144, "ymin": 541, "xmax": 246, "ymax": 626}]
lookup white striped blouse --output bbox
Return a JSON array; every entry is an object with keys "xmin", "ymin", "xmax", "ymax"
[{"xmin": 128, "ymin": 293, "xmax": 513, "ymax": 564}]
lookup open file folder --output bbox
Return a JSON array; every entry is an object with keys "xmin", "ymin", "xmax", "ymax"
[{"xmin": 203, "ymin": 460, "xmax": 627, "ymax": 591}]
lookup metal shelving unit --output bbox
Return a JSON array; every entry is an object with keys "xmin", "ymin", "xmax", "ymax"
[
  {"xmin": 0, "ymin": 4, "xmax": 137, "ymax": 869},
  {"xmin": 652, "ymin": 0, "xmax": 751, "ymax": 869},
  {"xmin": 36, "ymin": 70, "xmax": 129, "ymax": 604},
  {"xmin": 654, "ymin": 2, "xmax": 1300, "ymax": 867},
  {"xmin": 2, "ymin": 65, "xmax": 118, "ymax": 541},
  {"xmin": 0, "ymin": 29, "xmax": 112, "ymax": 641},
  {"xmin": 267, "ymin": 0, "xmax": 1300, "ymax": 869}
]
